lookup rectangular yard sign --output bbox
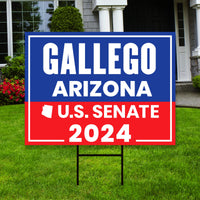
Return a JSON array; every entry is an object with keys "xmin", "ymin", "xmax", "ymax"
[{"xmin": 25, "ymin": 32, "xmax": 175, "ymax": 145}]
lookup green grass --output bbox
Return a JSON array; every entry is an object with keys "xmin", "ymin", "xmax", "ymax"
[{"xmin": 0, "ymin": 104, "xmax": 199, "ymax": 200}]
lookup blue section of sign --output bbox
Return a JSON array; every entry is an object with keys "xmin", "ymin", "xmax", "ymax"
[{"xmin": 25, "ymin": 32, "xmax": 175, "ymax": 102}]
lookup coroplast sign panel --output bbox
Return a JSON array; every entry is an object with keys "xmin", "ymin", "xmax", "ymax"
[{"xmin": 25, "ymin": 33, "xmax": 175, "ymax": 145}]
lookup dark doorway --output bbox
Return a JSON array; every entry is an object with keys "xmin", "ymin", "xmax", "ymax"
[{"xmin": 124, "ymin": 0, "xmax": 175, "ymax": 32}]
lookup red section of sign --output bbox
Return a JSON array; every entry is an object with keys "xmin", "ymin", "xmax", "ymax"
[{"xmin": 25, "ymin": 102, "xmax": 175, "ymax": 145}]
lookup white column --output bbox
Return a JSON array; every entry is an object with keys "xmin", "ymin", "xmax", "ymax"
[
  {"xmin": 75, "ymin": 0, "xmax": 83, "ymax": 17},
  {"xmin": 112, "ymin": 6, "xmax": 125, "ymax": 32},
  {"xmin": 7, "ymin": 0, "xmax": 13, "ymax": 57},
  {"xmin": 195, "ymin": 6, "xmax": 200, "ymax": 54},
  {"xmin": 191, "ymin": 0, "xmax": 200, "ymax": 56},
  {"xmin": 98, "ymin": 7, "xmax": 111, "ymax": 32}
]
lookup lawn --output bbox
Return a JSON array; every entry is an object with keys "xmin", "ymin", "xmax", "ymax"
[{"xmin": 0, "ymin": 104, "xmax": 199, "ymax": 200}]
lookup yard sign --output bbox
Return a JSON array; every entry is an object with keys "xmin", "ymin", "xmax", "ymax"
[{"xmin": 25, "ymin": 32, "xmax": 175, "ymax": 145}]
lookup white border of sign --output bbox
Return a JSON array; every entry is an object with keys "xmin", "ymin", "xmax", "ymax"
[{"xmin": 27, "ymin": 35, "xmax": 173, "ymax": 143}]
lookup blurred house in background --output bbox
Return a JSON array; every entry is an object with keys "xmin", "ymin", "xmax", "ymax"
[{"xmin": 0, "ymin": 0, "xmax": 200, "ymax": 82}]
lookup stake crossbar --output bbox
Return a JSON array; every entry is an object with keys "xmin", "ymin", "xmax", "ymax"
[{"xmin": 76, "ymin": 145, "xmax": 124, "ymax": 185}]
